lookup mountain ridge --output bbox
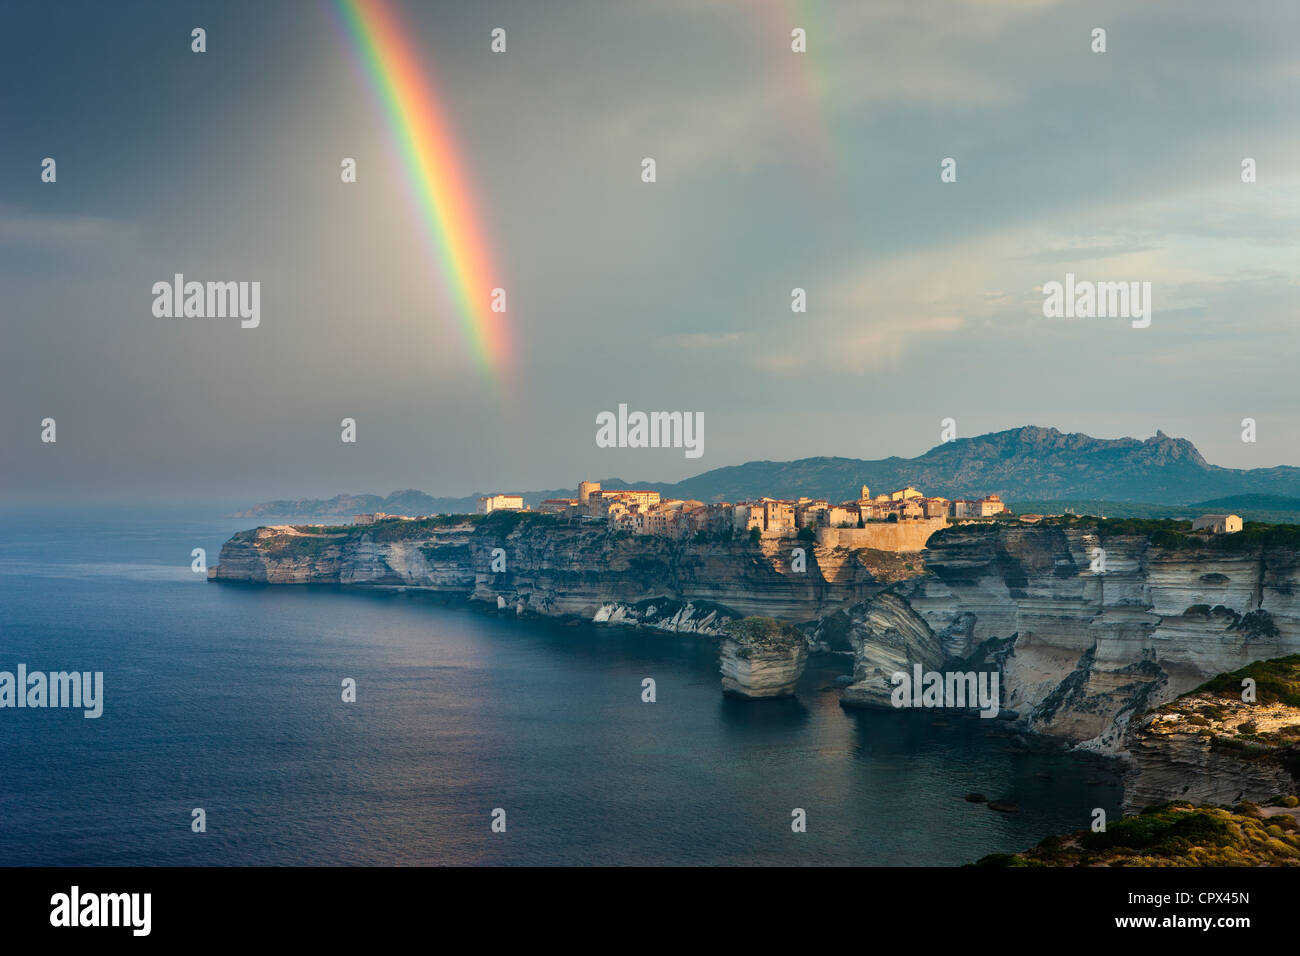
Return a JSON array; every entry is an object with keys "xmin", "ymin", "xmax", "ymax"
[{"xmin": 232, "ymin": 425, "xmax": 1300, "ymax": 518}]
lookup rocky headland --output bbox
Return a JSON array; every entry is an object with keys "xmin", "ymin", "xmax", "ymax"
[
  {"xmin": 211, "ymin": 514, "xmax": 1300, "ymax": 799},
  {"xmin": 208, "ymin": 511, "xmax": 917, "ymax": 630}
]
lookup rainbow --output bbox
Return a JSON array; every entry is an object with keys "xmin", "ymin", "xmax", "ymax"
[{"xmin": 332, "ymin": 0, "xmax": 510, "ymax": 381}]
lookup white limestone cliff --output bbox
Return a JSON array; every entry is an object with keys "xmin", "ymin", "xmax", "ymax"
[{"xmin": 718, "ymin": 617, "xmax": 809, "ymax": 699}]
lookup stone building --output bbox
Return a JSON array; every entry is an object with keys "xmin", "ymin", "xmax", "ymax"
[
  {"xmin": 587, "ymin": 489, "xmax": 660, "ymax": 516},
  {"xmin": 1192, "ymin": 514, "xmax": 1243, "ymax": 534},
  {"xmin": 477, "ymin": 494, "xmax": 524, "ymax": 514}
]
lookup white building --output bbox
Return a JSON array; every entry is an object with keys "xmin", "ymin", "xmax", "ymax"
[{"xmin": 477, "ymin": 494, "xmax": 525, "ymax": 514}]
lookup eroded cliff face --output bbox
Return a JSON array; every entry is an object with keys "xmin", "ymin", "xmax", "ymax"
[
  {"xmin": 857, "ymin": 525, "xmax": 1300, "ymax": 753},
  {"xmin": 819, "ymin": 592, "xmax": 949, "ymax": 711},
  {"xmin": 213, "ymin": 519, "xmax": 1300, "ymax": 757},
  {"xmin": 1120, "ymin": 656, "xmax": 1300, "ymax": 811},
  {"xmin": 209, "ymin": 524, "xmax": 478, "ymax": 589},
  {"xmin": 209, "ymin": 517, "xmax": 913, "ymax": 630},
  {"xmin": 470, "ymin": 526, "xmax": 920, "ymax": 622},
  {"xmin": 590, "ymin": 599, "xmax": 737, "ymax": 635}
]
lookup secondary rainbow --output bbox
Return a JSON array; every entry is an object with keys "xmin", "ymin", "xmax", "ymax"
[{"xmin": 333, "ymin": 0, "xmax": 510, "ymax": 380}]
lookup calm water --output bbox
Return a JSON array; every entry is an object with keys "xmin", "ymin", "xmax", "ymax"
[{"xmin": 0, "ymin": 507, "xmax": 1121, "ymax": 865}]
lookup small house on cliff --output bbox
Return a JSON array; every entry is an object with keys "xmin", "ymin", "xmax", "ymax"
[{"xmin": 1192, "ymin": 514, "xmax": 1242, "ymax": 534}]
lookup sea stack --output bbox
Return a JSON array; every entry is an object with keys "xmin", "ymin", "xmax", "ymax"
[{"xmin": 719, "ymin": 616, "xmax": 808, "ymax": 699}]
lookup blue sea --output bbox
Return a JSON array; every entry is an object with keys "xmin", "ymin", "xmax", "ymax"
[{"xmin": 0, "ymin": 507, "xmax": 1121, "ymax": 865}]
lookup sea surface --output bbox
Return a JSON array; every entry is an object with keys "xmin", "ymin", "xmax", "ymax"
[{"xmin": 0, "ymin": 507, "xmax": 1122, "ymax": 865}]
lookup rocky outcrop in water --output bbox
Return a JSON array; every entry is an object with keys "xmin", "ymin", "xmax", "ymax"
[
  {"xmin": 719, "ymin": 617, "xmax": 809, "ymax": 699},
  {"xmin": 821, "ymin": 592, "xmax": 948, "ymax": 711}
]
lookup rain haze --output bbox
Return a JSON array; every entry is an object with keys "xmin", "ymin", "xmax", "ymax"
[{"xmin": 3, "ymin": 0, "xmax": 1298, "ymax": 505}]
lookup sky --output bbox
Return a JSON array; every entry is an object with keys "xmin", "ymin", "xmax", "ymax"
[{"xmin": 2, "ymin": 0, "xmax": 1298, "ymax": 506}]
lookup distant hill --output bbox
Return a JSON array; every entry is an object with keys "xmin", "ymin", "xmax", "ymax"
[
  {"xmin": 653, "ymin": 427, "xmax": 1300, "ymax": 505},
  {"xmin": 234, "ymin": 426, "xmax": 1300, "ymax": 519}
]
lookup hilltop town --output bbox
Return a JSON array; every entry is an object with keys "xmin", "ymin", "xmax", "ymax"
[
  {"xmin": 532, "ymin": 481, "xmax": 1008, "ymax": 536},
  {"xmin": 350, "ymin": 481, "xmax": 1253, "ymax": 556},
  {"xmin": 356, "ymin": 481, "xmax": 1010, "ymax": 552}
]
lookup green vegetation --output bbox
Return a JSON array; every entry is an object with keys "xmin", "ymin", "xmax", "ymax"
[
  {"xmin": 257, "ymin": 514, "xmax": 483, "ymax": 556},
  {"xmin": 485, "ymin": 510, "xmax": 560, "ymax": 528},
  {"xmin": 361, "ymin": 514, "xmax": 482, "ymax": 541},
  {"xmin": 1039, "ymin": 515, "xmax": 1193, "ymax": 542},
  {"xmin": 1012, "ymin": 501, "xmax": 1197, "ymax": 519},
  {"xmin": 926, "ymin": 522, "xmax": 992, "ymax": 540},
  {"xmin": 1011, "ymin": 496, "xmax": 1300, "ymax": 524},
  {"xmin": 260, "ymin": 533, "xmax": 346, "ymax": 559},
  {"xmin": 1036, "ymin": 514, "xmax": 1300, "ymax": 551},
  {"xmin": 1194, "ymin": 654, "xmax": 1300, "ymax": 708},
  {"xmin": 1081, "ymin": 805, "xmax": 1234, "ymax": 853},
  {"xmin": 974, "ymin": 802, "xmax": 1300, "ymax": 867},
  {"xmin": 721, "ymin": 616, "xmax": 804, "ymax": 649}
]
